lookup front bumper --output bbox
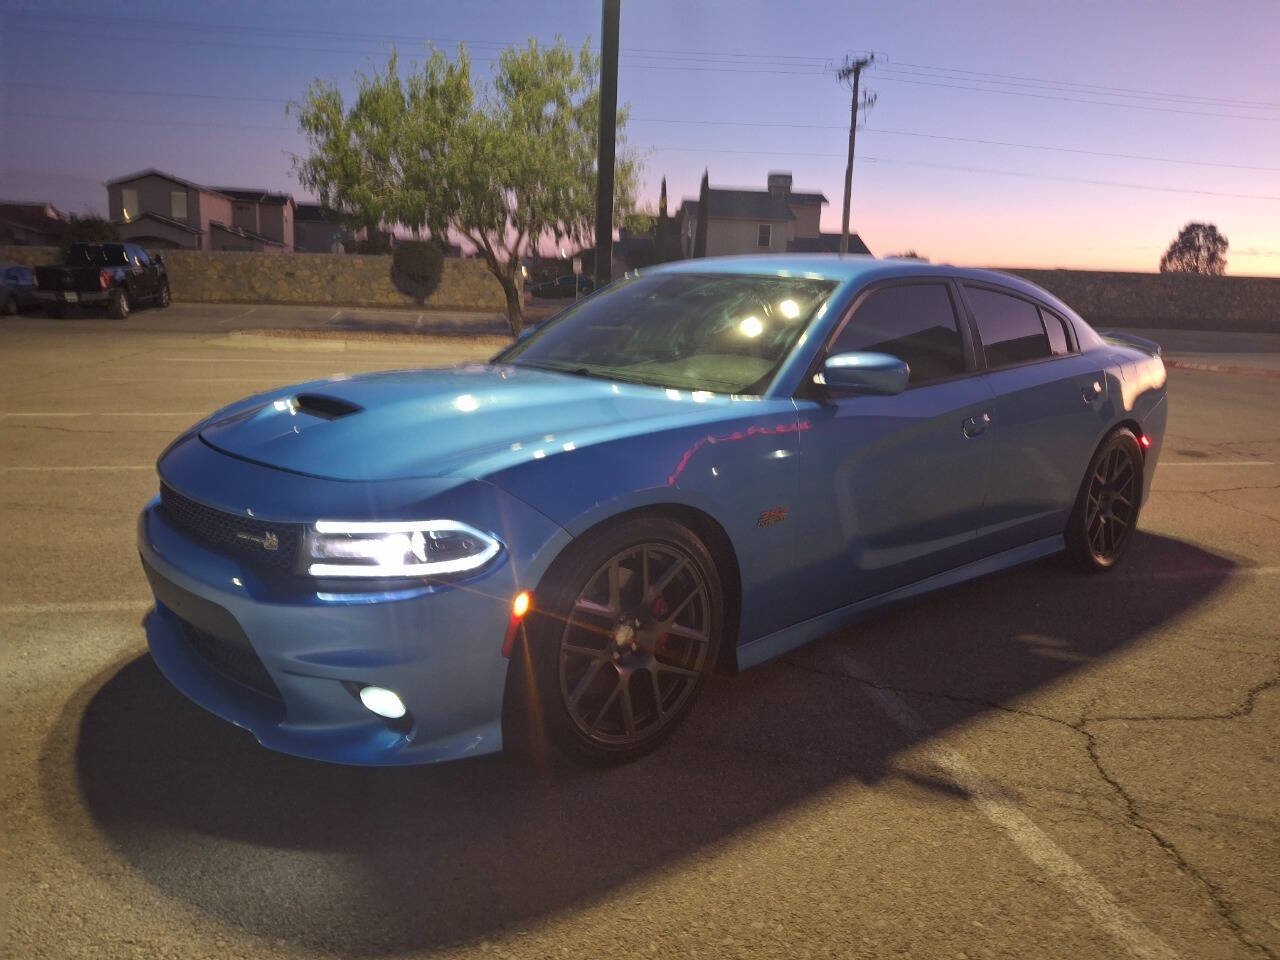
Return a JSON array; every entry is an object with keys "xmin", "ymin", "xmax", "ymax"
[{"xmin": 137, "ymin": 445, "xmax": 570, "ymax": 765}]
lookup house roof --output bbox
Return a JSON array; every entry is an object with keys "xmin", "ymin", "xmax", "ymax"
[
  {"xmin": 106, "ymin": 169, "xmax": 233, "ymax": 199},
  {"xmin": 295, "ymin": 202, "xmax": 343, "ymax": 223},
  {"xmin": 788, "ymin": 191, "xmax": 828, "ymax": 204},
  {"xmin": 213, "ymin": 188, "xmax": 296, "ymax": 207},
  {"xmin": 787, "ymin": 233, "xmax": 872, "ymax": 255},
  {"xmin": 209, "ymin": 220, "xmax": 284, "ymax": 246},
  {"xmin": 0, "ymin": 201, "xmax": 66, "ymax": 222},
  {"xmin": 678, "ymin": 185, "xmax": 829, "ymax": 224},
  {"xmin": 113, "ymin": 211, "xmax": 203, "ymax": 235}
]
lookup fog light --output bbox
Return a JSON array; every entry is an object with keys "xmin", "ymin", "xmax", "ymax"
[{"xmin": 359, "ymin": 685, "xmax": 406, "ymax": 719}]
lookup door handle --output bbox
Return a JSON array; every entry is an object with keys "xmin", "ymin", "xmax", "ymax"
[
  {"xmin": 1081, "ymin": 380, "xmax": 1103, "ymax": 403},
  {"xmin": 962, "ymin": 412, "xmax": 991, "ymax": 438}
]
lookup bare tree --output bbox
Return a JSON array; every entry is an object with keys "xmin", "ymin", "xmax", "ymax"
[{"xmin": 1159, "ymin": 223, "xmax": 1228, "ymax": 276}]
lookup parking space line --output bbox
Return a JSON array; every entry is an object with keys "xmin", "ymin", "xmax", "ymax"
[
  {"xmin": 0, "ymin": 599, "xmax": 149, "ymax": 616},
  {"xmin": 217, "ymin": 307, "xmax": 257, "ymax": 326},
  {"xmin": 843, "ymin": 654, "xmax": 1180, "ymax": 960},
  {"xmin": 1, "ymin": 465, "xmax": 153, "ymax": 472},
  {"xmin": 99, "ymin": 377, "xmax": 285, "ymax": 382},
  {"xmin": 1160, "ymin": 461, "xmax": 1273, "ymax": 467},
  {"xmin": 1, "ymin": 411, "xmax": 204, "ymax": 417}
]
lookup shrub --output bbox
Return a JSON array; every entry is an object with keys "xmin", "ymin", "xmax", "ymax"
[{"xmin": 391, "ymin": 240, "xmax": 445, "ymax": 303}]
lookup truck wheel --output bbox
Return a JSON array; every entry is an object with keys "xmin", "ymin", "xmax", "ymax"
[
  {"xmin": 108, "ymin": 289, "xmax": 130, "ymax": 320},
  {"xmin": 156, "ymin": 282, "xmax": 171, "ymax": 308},
  {"xmin": 2, "ymin": 294, "xmax": 16, "ymax": 315}
]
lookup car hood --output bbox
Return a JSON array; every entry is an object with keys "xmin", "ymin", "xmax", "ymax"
[{"xmin": 198, "ymin": 364, "xmax": 753, "ymax": 481}]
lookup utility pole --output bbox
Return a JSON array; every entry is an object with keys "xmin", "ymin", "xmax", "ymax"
[
  {"xmin": 837, "ymin": 54, "xmax": 875, "ymax": 254},
  {"xmin": 594, "ymin": 0, "xmax": 621, "ymax": 287}
]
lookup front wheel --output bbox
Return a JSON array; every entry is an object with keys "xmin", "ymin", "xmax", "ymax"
[
  {"xmin": 156, "ymin": 282, "xmax": 170, "ymax": 308},
  {"xmin": 518, "ymin": 517, "xmax": 723, "ymax": 765},
  {"xmin": 2, "ymin": 294, "xmax": 16, "ymax": 316},
  {"xmin": 108, "ymin": 289, "xmax": 130, "ymax": 319},
  {"xmin": 1065, "ymin": 427, "xmax": 1143, "ymax": 572}
]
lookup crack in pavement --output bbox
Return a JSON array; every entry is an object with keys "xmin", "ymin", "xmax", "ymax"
[{"xmin": 782, "ymin": 654, "xmax": 1280, "ymax": 958}]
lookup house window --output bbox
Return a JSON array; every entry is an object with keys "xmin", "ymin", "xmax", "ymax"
[
  {"xmin": 170, "ymin": 190, "xmax": 187, "ymax": 221},
  {"xmin": 757, "ymin": 224, "xmax": 772, "ymax": 248},
  {"xmin": 121, "ymin": 188, "xmax": 138, "ymax": 221}
]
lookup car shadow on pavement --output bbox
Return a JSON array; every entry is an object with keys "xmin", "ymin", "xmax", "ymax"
[{"xmin": 44, "ymin": 531, "xmax": 1235, "ymax": 956}]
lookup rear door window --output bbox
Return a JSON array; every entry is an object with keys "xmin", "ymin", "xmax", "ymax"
[
  {"xmin": 965, "ymin": 286, "xmax": 1052, "ymax": 367},
  {"xmin": 1040, "ymin": 308, "xmax": 1072, "ymax": 355}
]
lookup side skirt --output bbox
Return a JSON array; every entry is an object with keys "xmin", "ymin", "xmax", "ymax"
[{"xmin": 736, "ymin": 535, "xmax": 1065, "ymax": 671}]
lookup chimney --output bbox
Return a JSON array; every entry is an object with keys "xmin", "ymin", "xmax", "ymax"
[{"xmin": 767, "ymin": 171, "xmax": 792, "ymax": 200}]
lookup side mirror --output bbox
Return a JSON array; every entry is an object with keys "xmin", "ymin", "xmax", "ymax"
[{"xmin": 821, "ymin": 351, "xmax": 909, "ymax": 395}]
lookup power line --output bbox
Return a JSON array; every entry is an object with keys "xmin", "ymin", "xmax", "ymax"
[
  {"xmin": 5, "ymin": 112, "xmax": 1274, "ymax": 202},
  {"xmin": 10, "ymin": 13, "xmax": 1277, "ymax": 113},
  {"xmin": 7, "ymin": 83, "xmax": 1275, "ymax": 172}
]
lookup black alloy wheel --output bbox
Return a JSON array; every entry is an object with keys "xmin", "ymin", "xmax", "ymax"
[
  {"xmin": 515, "ymin": 517, "xmax": 723, "ymax": 765},
  {"xmin": 157, "ymin": 282, "xmax": 171, "ymax": 308},
  {"xmin": 1066, "ymin": 427, "xmax": 1143, "ymax": 572}
]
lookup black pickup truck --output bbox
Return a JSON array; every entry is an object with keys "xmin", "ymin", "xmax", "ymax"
[{"xmin": 34, "ymin": 242, "xmax": 170, "ymax": 318}]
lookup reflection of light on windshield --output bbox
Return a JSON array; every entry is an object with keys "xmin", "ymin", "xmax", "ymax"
[
  {"xmin": 533, "ymin": 449, "xmax": 546, "ymax": 459},
  {"xmin": 739, "ymin": 316, "xmax": 763, "ymax": 338},
  {"xmin": 691, "ymin": 390, "xmax": 711, "ymax": 403},
  {"xmin": 778, "ymin": 299, "xmax": 800, "ymax": 319},
  {"xmin": 665, "ymin": 388, "xmax": 681, "ymax": 400},
  {"xmin": 562, "ymin": 442, "xmax": 576, "ymax": 451},
  {"xmin": 453, "ymin": 394, "xmax": 478, "ymax": 412}
]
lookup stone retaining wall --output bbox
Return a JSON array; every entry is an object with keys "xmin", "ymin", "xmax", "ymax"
[
  {"xmin": 3, "ymin": 245, "xmax": 1273, "ymax": 329},
  {"xmin": 1, "ymin": 245, "xmax": 505, "ymax": 312}
]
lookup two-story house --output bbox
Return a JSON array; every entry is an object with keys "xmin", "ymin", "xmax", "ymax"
[
  {"xmin": 677, "ymin": 171, "xmax": 870, "ymax": 257},
  {"xmin": 213, "ymin": 188, "xmax": 296, "ymax": 251},
  {"xmin": 107, "ymin": 170, "xmax": 288, "ymax": 253}
]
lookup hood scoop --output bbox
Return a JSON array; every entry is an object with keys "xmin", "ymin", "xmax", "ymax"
[{"xmin": 291, "ymin": 393, "xmax": 363, "ymax": 420}]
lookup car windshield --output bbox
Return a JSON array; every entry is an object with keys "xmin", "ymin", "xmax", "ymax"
[
  {"xmin": 67, "ymin": 243, "xmax": 129, "ymax": 267},
  {"xmin": 498, "ymin": 272, "xmax": 837, "ymax": 394}
]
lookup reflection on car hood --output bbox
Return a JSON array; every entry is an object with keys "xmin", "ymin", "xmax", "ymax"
[{"xmin": 198, "ymin": 364, "xmax": 754, "ymax": 481}]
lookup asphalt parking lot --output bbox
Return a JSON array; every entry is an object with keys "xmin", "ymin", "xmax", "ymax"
[{"xmin": 2, "ymin": 319, "xmax": 1276, "ymax": 960}]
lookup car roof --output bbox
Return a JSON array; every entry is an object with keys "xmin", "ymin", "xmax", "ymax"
[{"xmin": 648, "ymin": 254, "xmax": 1081, "ymax": 319}]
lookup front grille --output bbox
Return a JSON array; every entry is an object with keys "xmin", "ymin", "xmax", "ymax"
[
  {"xmin": 175, "ymin": 617, "xmax": 283, "ymax": 700},
  {"xmin": 160, "ymin": 484, "xmax": 301, "ymax": 575}
]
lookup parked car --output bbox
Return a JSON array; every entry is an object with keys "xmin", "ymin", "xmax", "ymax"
[
  {"xmin": 532, "ymin": 274, "xmax": 595, "ymax": 298},
  {"xmin": 2, "ymin": 264, "xmax": 39, "ymax": 314},
  {"xmin": 137, "ymin": 255, "xmax": 1167, "ymax": 768},
  {"xmin": 33, "ymin": 242, "xmax": 170, "ymax": 319}
]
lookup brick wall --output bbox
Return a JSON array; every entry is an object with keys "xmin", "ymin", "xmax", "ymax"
[{"xmin": 2, "ymin": 246, "xmax": 505, "ymax": 312}]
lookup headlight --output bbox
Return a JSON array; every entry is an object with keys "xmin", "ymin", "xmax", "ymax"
[{"xmin": 304, "ymin": 520, "xmax": 502, "ymax": 578}]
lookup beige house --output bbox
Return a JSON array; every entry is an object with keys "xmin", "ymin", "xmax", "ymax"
[
  {"xmin": 106, "ymin": 170, "xmax": 288, "ymax": 253},
  {"xmin": 677, "ymin": 171, "xmax": 871, "ymax": 258},
  {"xmin": 213, "ymin": 188, "xmax": 296, "ymax": 251}
]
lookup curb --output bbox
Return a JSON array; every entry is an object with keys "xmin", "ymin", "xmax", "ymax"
[
  {"xmin": 1164, "ymin": 358, "xmax": 1280, "ymax": 379},
  {"xmin": 221, "ymin": 330, "xmax": 512, "ymax": 353}
]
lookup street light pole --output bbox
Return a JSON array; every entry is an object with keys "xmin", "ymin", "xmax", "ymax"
[{"xmin": 594, "ymin": 0, "xmax": 620, "ymax": 287}]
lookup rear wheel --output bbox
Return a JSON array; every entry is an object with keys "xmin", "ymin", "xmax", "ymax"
[
  {"xmin": 108, "ymin": 289, "xmax": 130, "ymax": 319},
  {"xmin": 2, "ymin": 294, "xmax": 16, "ymax": 315},
  {"xmin": 1065, "ymin": 427, "xmax": 1143, "ymax": 572},
  {"xmin": 156, "ymin": 282, "xmax": 170, "ymax": 308},
  {"xmin": 518, "ymin": 517, "xmax": 723, "ymax": 765}
]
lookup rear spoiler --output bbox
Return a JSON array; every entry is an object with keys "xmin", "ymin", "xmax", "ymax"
[{"xmin": 1100, "ymin": 331, "xmax": 1162, "ymax": 358}]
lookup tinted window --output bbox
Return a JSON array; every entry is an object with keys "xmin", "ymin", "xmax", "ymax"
[
  {"xmin": 68, "ymin": 243, "xmax": 129, "ymax": 267},
  {"xmin": 500, "ymin": 272, "xmax": 837, "ymax": 394},
  {"xmin": 1040, "ymin": 308, "xmax": 1071, "ymax": 355},
  {"xmin": 966, "ymin": 287, "xmax": 1051, "ymax": 367},
  {"xmin": 830, "ymin": 283, "xmax": 965, "ymax": 385}
]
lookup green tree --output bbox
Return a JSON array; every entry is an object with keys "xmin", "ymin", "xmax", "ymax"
[
  {"xmin": 692, "ymin": 169, "xmax": 709, "ymax": 258},
  {"xmin": 64, "ymin": 214, "xmax": 118, "ymax": 242},
  {"xmin": 291, "ymin": 39, "xmax": 641, "ymax": 333},
  {"xmin": 1159, "ymin": 222, "xmax": 1228, "ymax": 276}
]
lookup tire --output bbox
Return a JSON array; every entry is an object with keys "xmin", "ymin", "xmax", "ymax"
[
  {"xmin": 2, "ymin": 294, "xmax": 16, "ymax": 316},
  {"xmin": 516, "ymin": 517, "xmax": 724, "ymax": 765},
  {"xmin": 156, "ymin": 282, "xmax": 171, "ymax": 308},
  {"xmin": 108, "ymin": 289, "xmax": 130, "ymax": 320},
  {"xmin": 1065, "ymin": 427, "xmax": 1144, "ymax": 572}
]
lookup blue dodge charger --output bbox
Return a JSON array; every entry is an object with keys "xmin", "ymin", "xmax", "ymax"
[{"xmin": 138, "ymin": 255, "xmax": 1167, "ymax": 765}]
